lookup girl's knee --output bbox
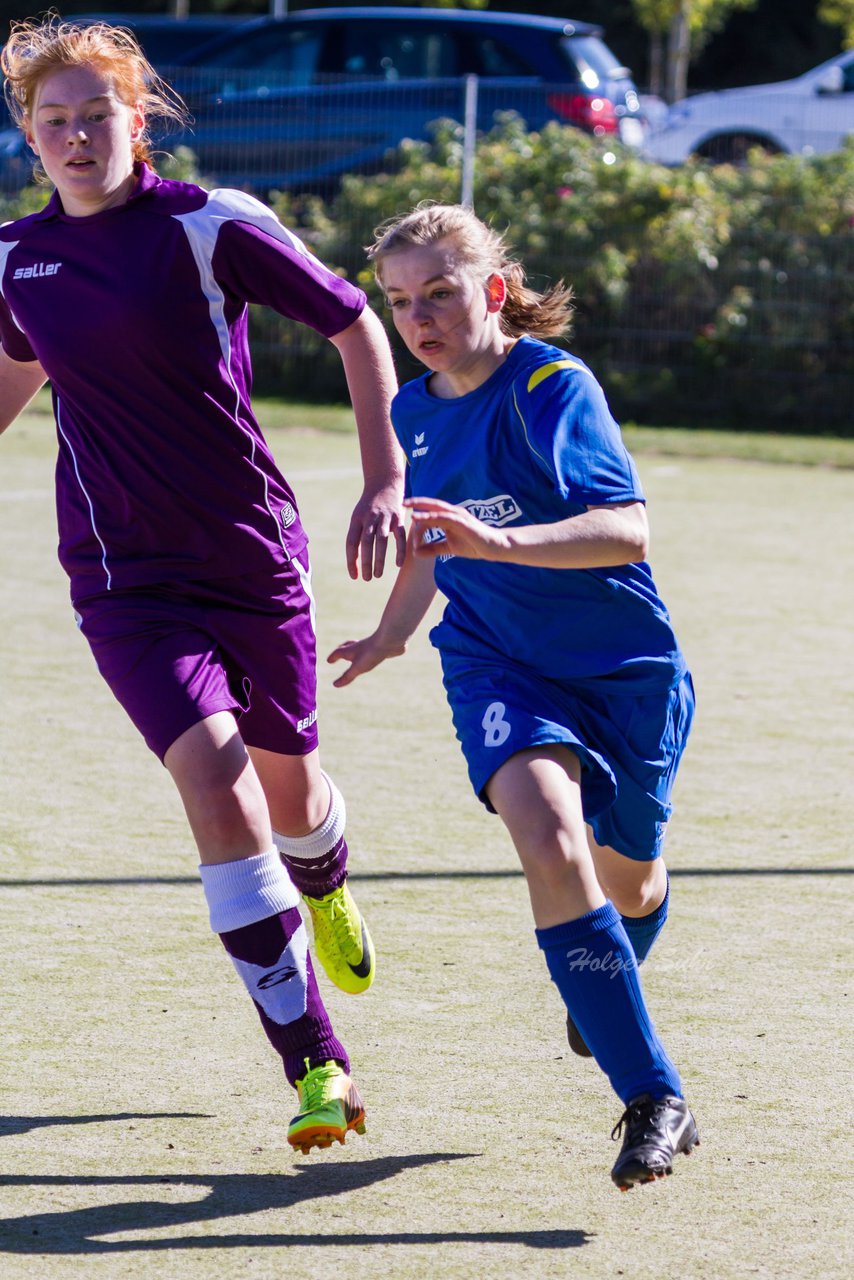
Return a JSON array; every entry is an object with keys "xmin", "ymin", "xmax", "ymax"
[
  {"xmin": 517, "ymin": 826, "xmax": 591, "ymax": 887},
  {"xmin": 601, "ymin": 859, "xmax": 666, "ymax": 916}
]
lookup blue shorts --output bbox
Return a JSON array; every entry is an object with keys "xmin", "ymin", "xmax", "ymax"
[
  {"xmin": 73, "ymin": 559, "xmax": 320, "ymax": 762},
  {"xmin": 440, "ymin": 654, "xmax": 695, "ymax": 862}
]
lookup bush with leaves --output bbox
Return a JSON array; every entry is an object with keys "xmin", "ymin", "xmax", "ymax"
[
  {"xmin": 5, "ymin": 126, "xmax": 849, "ymax": 428},
  {"xmin": 264, "ymin": 119, "xmax": 853, "ymax": 429}
]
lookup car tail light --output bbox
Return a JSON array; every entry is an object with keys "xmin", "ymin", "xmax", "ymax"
[{"xmin": 547, "ymin": 92, "xmax": 619, "ymax": 135}]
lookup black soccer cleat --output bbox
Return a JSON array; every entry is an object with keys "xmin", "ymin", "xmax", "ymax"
[
  {"xmin": 609, "ymin": 1093, "xmax": 699, "ymax": 1191},
  {"xmin": 565, "ymin": 1012, "xmax": 593, "ymax": 1058}
]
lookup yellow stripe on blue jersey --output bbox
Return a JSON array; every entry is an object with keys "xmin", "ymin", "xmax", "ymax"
[{"xmin": 526, "ymin": 359, "xmax": 586, "ymax": 394}]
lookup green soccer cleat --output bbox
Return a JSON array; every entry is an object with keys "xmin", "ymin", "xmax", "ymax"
[
  {"xmin": 287, "ymin": 1060, "xmax": 367, "ymax": 1155},
  {"xmin": 302, "ymin": 882, "xmax": 376, "ymax": 994}
]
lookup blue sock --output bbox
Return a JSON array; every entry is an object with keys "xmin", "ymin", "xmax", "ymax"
[
  {"xmin": 620, "ymin": 873, "xmax": 670, "ymax": 965},
  {"xmin": 536, "ymin": 901, "xmax": 682, "ymax": 1104}
]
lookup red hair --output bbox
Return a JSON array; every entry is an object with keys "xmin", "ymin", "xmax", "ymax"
[{"xmin": 1, "ymin": 15, "xmax": 188, "ymax": 170}]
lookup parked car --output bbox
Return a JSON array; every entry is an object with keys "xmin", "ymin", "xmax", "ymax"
[
  {"xmin": 0, "ymin": 8, "xmax": 646, "ymax": 194},
  {"xmin": 163, "ymin": 7, "xmax": 647, "ymax": 191},
  {"xmin": 0, "ymin": 127, "xmax": 30, "ymax": 193},
  {"xmin": 70, "ymin": 13, "xmax": 253, "ymax": 68},
  {"xmin": 646, "ymin": 49, "xmax": 854, "ymax": 165},
  {"xmin": 0, "ymin": 12, "xmax": 252, "ymax": 187}
]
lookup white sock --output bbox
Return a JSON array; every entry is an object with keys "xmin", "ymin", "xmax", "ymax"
[{"xmin": 199, "ymin": 848, "xmax": 299, "ymax": 933}]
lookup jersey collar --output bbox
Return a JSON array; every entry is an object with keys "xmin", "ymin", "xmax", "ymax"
[{"xmin": 31, "ymin": 161, "xmax": 162, "ymax": 223}]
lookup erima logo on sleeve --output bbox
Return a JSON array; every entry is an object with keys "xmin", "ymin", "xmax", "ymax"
[
  {"xmin": 412, "ymin": 431, "xmax": 429, "ymax": 458},
  {"xmin": 13, "ymin": 262, "xmax": 62, "ymax": 280}
]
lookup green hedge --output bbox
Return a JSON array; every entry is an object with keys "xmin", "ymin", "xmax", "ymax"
[
  {"xmin": 4, "ymin": 132, "xmax": 852, "ymax": 431},
  {"xmin": 268, "ymin": 118, "xmax": 854, "ymax": 432}
]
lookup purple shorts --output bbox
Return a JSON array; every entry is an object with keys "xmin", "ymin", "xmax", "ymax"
[{"xmin": 73, "ymin": 559, "xmax": 320, "ymax": 762}]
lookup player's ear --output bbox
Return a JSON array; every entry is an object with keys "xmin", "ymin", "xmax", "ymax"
[
  {"xmin": 486, "ymin": 273, "xmax": 506, "ymax": 312},
  {"xmin": 24, "ymin": 123, "xmax": 39, "ymax": 157},
  {"xmin": 130, "ymin": 102, "xmax": 145, "ymax": 144}
]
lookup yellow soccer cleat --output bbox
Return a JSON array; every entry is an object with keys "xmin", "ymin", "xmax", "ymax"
[
  {"xmin": 287, "ymin": 1060, "xmax": 366, "ymax": 1155},
  {"xmin": 302, "ymin": 881, "xmax": 376, "ymax": 994}
]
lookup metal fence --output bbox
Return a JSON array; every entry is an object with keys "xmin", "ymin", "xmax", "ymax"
[
  {"xmin": 170, "ymin": 71, "xmax": 846, "ymax": 433},
  {"xmin": 148, "ymin": 68, "xmax": 851, "ymax": 431},
  {"xmin": 11, "ymin": 65, "xmax": 845, "ymax": 430}
]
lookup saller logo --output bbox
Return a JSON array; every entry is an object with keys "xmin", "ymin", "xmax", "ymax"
[
  {"xmin": 13, "ymin": 262, "xmax": 62, "ymax": 280},
  {"xmin": 460, "ymin": 494, "xmax": 521, "ymax": 526}
]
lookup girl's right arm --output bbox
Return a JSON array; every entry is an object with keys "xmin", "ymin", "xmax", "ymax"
[
  {"xmin": 328, "ymin": 546, "xmax": 438, "ymax": 687},
  {"xmin": 0, "ymin": 347, "xmax": 47, "ymax": 435}
]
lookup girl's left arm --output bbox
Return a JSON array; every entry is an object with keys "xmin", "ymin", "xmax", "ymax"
[
  {"xmin": 0, "ymin": 347, "xmax": 47, "ymax": 436},
  {"xmin": 330, "ymin": 307, "xmax": 406, "ymax": 582},
  {"xmin": 406, "ymin": 496, "xmax": 649, "ymax": 570}
]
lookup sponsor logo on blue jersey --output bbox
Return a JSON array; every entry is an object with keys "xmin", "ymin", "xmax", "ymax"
[{"xmin": 460, "ymin": 494, "xmax": 522, "ymax": 526}]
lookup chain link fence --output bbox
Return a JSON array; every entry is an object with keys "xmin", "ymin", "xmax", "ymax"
[
  {"xmin": 4, "ymin": 66, "xmax": 849, "ymax": 430},
  {"xmin": 153, "ymin": 69, "xmax": 847, "ymax": 432}
]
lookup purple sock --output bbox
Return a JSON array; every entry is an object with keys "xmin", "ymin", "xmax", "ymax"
[
  {"xmin": 220, "ymin": 907, "xmax": 349, "ymax": 1086},
  {"xmin": 198, "ymin": 850, "xmax": 349, "ymax": 1087},
  {"xmin": 279, "ymin": 834, "xmax": 349, "ymax": 897},
  {"xmin": 274, "ymin": 774, "xmax": 351, "ymax": 897}
]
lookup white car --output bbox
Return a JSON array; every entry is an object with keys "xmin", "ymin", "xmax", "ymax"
[{"xmin": 646, "ymin": 49, "xmax": 854, "ymax": 164}]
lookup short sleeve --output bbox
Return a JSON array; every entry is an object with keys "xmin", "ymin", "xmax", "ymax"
[
  {"xmin": 207, "ymin": 192, "xmax": 365, "ymax": 338},
  {"xmin": 515, "ymin": 359, "xmax": 644, "ymax": 506}
]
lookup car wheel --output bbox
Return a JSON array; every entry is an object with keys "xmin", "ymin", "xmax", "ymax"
[{"xmin": 695, "ymin": 132, "xmax": 781, "ymax": 164}]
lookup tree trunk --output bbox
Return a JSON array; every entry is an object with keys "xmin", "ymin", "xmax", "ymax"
[
  {"xmin": 649, "ymin": 30, "xmax": 664, "ymax": 97},
  {"xmin": 666, "ymin": 2, "xmax": 693, "ymax": 103}
]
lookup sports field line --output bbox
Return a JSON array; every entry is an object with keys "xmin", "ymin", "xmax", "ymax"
[{"xmin": 1, "ymin": 865, "xmax": 851, "ymax": 889}]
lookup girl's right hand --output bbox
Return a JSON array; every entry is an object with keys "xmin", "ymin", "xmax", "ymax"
[{"xmin": 327, "ymin": 634, "xmax": 406, "ymax": 687}]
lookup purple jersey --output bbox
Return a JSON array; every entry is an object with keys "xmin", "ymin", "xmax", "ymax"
[{"xmin": 0, "ymin": 164, "xmax": 366, "ymax": 600}]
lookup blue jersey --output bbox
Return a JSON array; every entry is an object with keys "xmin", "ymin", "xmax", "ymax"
[{"xmin": 392, "ymin": 336, "xmax": 686, "ymax": 691}]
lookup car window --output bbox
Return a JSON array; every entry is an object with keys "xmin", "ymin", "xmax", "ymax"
[
  {"xmin": 468, "ymin": 35, "xmax": 535, "ymax": 77},
  {"xmin": 73, "ymin": 15, "xmax": 246, "ymax": 66},
  {"xmin": 190, "ymin": 24, "xmax": 322, "ymax": 81},
  {"xmin": 843, "ymin": 60, "xmax": 854, "ymax": 92},
  {"xmin": 324, "ymin": 23, "xmax": 460, "ymax": 79},
  {"xmin": 127, "ymin": 25, "xmax": 230, "ymax": 66},
  {"xmin": 560, "ymin": 35, "xmax": 624, "ymax": 88}
]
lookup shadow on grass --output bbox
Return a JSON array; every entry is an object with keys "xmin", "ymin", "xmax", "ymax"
[
  {"xmin": 0, "ymin": 1157, "xmax": 591, "ymax": 1254},
  {"xmin": 0, "ymin": 866, "xmax": 851, "ymax": 889},
  {"xmin": 0, "ymin": 1113, "xmax": 210, "ymax": 1139}
]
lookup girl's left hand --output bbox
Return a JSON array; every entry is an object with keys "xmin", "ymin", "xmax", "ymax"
[
  {"xmin": 406, "ymin": 496, "xmax": 510, "ymax": 561},
  {"xmin": 347, "ymin": 480, "xmax": 407, "ymax": 581}
]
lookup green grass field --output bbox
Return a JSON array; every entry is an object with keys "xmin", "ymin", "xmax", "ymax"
[{"xmin": 1, "ymin": 395, "xmax": 852, "ymax": 1279}]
